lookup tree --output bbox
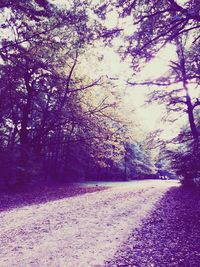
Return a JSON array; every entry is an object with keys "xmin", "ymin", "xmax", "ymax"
[
  {"xmin": 112, "ymin": 0, "xmax": 200, "ymax": 66},
  {"xmin": 138, "ymin": 36, "xmax": 200, "ymax": 140},
  {"xmin": 0, "ymin": 0, "xmax": 106, "ymax": 185},
  {"xmin": 94, "ymin": 1, "xmax": 199, "ymax": 138},
  {"xmin": 106, "ymin": 0, "xmax": 200, "ymax": 185}
]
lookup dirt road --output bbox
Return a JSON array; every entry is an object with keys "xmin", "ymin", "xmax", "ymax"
[
  {"xmin": 106, "ymin": 183, "xmax": 200, "ymax": 267},
  {"xmin": 0, "ymin": 180, "xmax": 179, "ymax": 267}
]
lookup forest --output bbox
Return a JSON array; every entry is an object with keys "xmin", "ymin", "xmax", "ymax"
[{"xmin": 0, "ymin": 0, "xmax": 199, "ymax": 188}]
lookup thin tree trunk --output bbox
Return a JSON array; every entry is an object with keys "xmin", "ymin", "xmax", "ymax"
[
  {"xmin": 18, "ymin": 66, "xmax": 33, "ymax": 184},
  {"xmin": 176, "ymin": 38, "xmax": 199, "ymax": 140}
]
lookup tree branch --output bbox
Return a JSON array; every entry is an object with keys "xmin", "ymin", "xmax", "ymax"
[
  {"xmin": 127, "ymin": 80, "xmax": 178, "ymax": 87},
  {"xmin": 193, "ymin": 98, "xmax": 200, "ymax": 109}
]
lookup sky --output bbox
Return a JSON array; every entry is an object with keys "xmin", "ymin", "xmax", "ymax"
[{"xmin": 79, "ymin": 41, "xmax": 181, "ymax": 140}]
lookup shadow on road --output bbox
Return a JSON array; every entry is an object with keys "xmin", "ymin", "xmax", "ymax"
[
  {"xmin": 0, "ymin": 184, "xmax": 107, "ymax": 212},
  {"xmin": 106, "ymin": 186, "xmax": 200, "ymax": 267}
]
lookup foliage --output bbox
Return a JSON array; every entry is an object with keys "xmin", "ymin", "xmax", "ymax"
[
  {"xmin": 114, "ymin": 0, "xmax": 200, "ymax": 66},
  {"xmin": 122, "ymin": 141, "xmax": 156, "ymax": 180},
  {"xmin": 103, "ymin": 0, "xmax": 200, "ymax": 186},
  {"xmin": 0, "ymin": 0, "xmax": 152, "ymax": 186},
  {"xmin": 1, "ymin": 0, "xmax": 185, "ymax": 187},
  {"xmin": 0, "ymin": 1, "xmax": 116, "ymax": 185},
  {"xmin": 166, "ymin": 129, "xmax": 200, "ymax": 186}
]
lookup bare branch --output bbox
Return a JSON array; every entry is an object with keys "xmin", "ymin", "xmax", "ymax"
[
  {"xmin": 127, "ymin": 80, "xmax": 178, "ymax": 87},
  {"xmin": 193, "ymin": 98, "xmax": 200, "ymax": 109},
  {"xmin": 134, "ymin": 9, "xmax": 172, "ymax": 25},
  {"xmin": 68, "ymin": 78, "xmax": 102, "ymax": 93}
]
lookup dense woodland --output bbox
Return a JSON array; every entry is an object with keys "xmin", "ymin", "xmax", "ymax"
[{"xmin": 0, "ymin": 0, "xmax": 199, "ymax": 188}]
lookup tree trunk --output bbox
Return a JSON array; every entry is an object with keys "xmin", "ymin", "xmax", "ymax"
[
  {"xmin": 18, "ymin": 67, "xmax": 33, "ymax": 184},
  {"xmin": 176, "ymin": 38, "xmax": 199, "ymax": 140},
  {"xmin": 185, "ymin": 92, "xmax": 199, "ymax": 140},
  {"xmin": 20, "ymin": 70, "xmax": 33, "ymax": 146}
]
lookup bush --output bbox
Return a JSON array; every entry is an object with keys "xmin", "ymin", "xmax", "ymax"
[{"xmin": 168, "ymin": 139, "xmax": 200, "ymax": 187}]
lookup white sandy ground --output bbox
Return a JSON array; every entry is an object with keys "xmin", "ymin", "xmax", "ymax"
[{"xmin": 0, "ymin": 180, "xmax": 180, "ymax": 267}]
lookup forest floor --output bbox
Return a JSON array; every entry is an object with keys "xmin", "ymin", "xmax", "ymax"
[{"xmin": 1, "ymin": 180, "xmax": 200, "ymax": 267}]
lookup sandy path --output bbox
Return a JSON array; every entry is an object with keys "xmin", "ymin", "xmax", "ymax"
[{"xmin": 0, "ymin": 181, "xmax": 179, "ymax": 267}]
